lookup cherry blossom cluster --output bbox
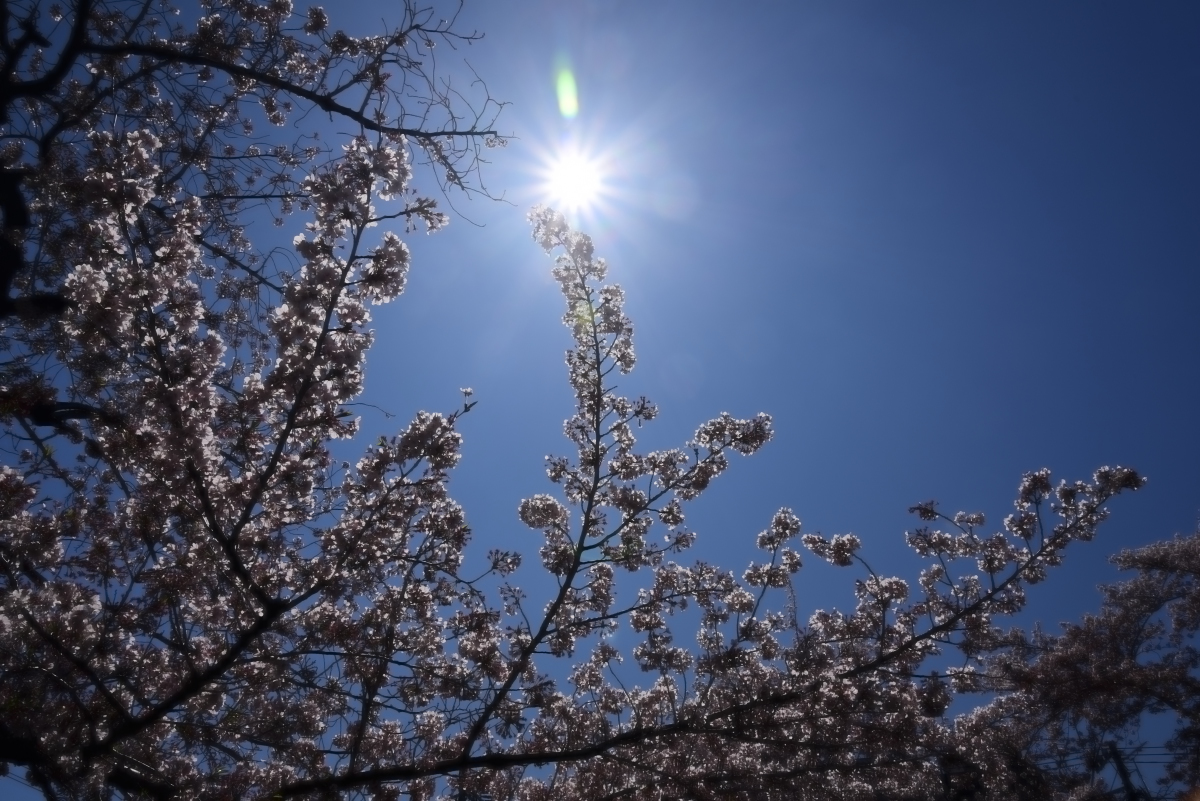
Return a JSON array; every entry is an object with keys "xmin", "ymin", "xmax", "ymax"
[
  {"xmin": 0, "ymin": 2, "xmax": 501, "ymax": 798},
  {"xmin": 964, "ymin": 526, "xmax": 1200, "ymax": 797},
  {"xmin": 0, "ymin": 3, "xmax": 1161, "ymax": 799}
]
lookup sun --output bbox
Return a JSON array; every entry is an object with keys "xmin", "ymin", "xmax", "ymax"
[{"xmin": 542, "ymin": 148, "xmax": 606, "ymax": 216}]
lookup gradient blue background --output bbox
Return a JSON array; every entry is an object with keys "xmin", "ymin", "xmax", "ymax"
[
  {"xmin": 7, "ymin": 2, "xmax": 1199, "ymax": 796},
  {"xmin": 379, "ymin": 0, "xmax": 1199, "ymax": 631}
]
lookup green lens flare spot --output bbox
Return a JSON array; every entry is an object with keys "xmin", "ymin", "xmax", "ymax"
[{"xmin": 556, "ymin": 69, "xmax": 579, "ymax": 119}]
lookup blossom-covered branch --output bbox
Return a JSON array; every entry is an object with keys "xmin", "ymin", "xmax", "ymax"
[{"xmin": 0, "ymin": 3, "xmax": 1166, "ymax": 800}]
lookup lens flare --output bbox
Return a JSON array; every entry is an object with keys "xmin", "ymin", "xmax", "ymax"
[{"xmin": 556, "ymin": 69, "xmax": 579, "ymax": 119}]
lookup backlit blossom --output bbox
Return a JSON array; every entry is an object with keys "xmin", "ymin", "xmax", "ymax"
[{"xmin": 0, "ymin": 2, "xmax": 1159, "ymax": 797}]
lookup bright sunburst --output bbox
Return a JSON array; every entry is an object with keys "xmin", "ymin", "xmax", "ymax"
[{"xmin": 543, "ymin": 148, "xmax": 605, "ymax": 216}]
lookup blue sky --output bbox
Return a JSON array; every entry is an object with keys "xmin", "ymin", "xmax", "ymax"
[
  {"xmin": 6, "ymin": 2, "xmax": 1199, "ymax": 797},
  {"xmin": 369, "ymin": 1, "xmax": 1200, "ymax": 625}
]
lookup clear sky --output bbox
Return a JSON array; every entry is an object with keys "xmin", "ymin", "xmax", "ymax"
[
  {"xmin": 367, "ymin": 1, "xmax": 1200, "ymax": 627},
  {"xmin": 6, "ymin": 2, "xmax": 1200, "ymax": 797}
]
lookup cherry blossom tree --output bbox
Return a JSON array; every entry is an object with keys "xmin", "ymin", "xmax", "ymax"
[
  {"xmin": 971, "ymin": 527, "xmax": 1200, "ymax": 800},
  {"xmin": 0, "ymin": 0, "xmax": 503, "ymax": 429},
  {"xmin": 0, "ymin": 2, "xmax": 1163, "ymax": 800}
]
